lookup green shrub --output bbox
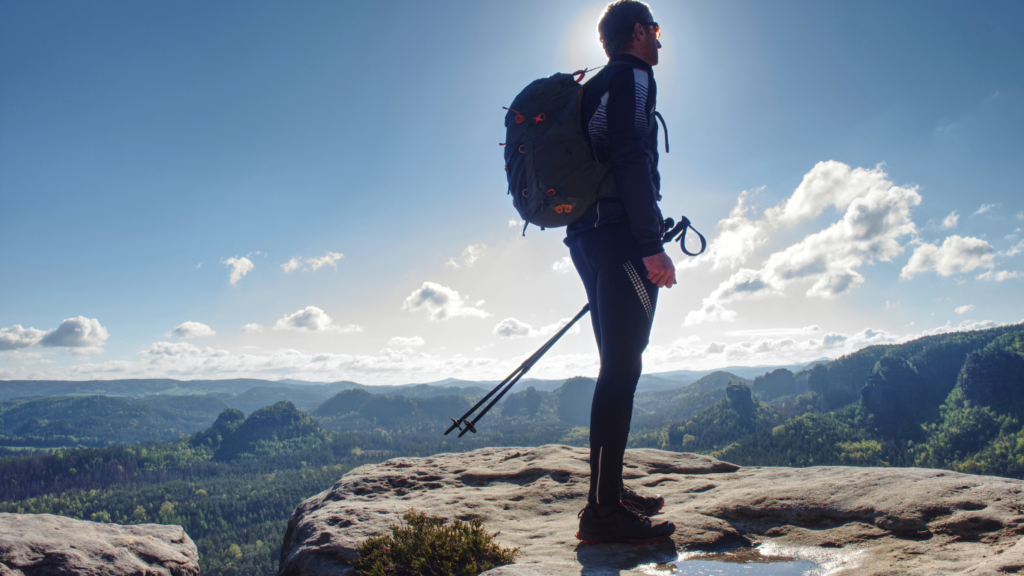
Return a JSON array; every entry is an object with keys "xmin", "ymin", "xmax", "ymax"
[{"xmin": 352, "ymin": 512, "xmax": 519, "ymax": 576}]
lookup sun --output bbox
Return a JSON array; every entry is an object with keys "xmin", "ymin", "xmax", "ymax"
[{"xmin": 562, "ymin": 6, "xmax": 609, "ymax": 72}]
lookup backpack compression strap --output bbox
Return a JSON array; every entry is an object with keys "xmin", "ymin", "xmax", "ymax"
[{"xmin": 662, "ymin": 216, "xmax": 707, "ymax": 257}]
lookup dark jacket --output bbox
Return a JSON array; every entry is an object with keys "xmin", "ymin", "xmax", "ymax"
[{"xmin": 565, "ymin": 53, "xmax": 664, "ymax": 257}]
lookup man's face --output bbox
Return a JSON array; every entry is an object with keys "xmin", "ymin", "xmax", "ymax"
[{"xmin": 635, "ymin": 20, "xmax": 661, "ymax": 66}]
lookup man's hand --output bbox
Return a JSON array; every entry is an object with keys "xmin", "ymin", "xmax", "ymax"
[{"xmin": 642, "ymin": 251, "xmax": 676, "ymax": 288}]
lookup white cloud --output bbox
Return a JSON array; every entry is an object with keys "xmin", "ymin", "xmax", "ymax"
[
  {"xmin": 693, "ymin": 162, "xmax": 921, "ymax": 310},
  {"xmin": 684, "ymin": 298, "xmax": 738, "ymax": 325},
  {"xmin": 0, "ymin": 325, "xmax": 46, "ymax": 350},
  {"xmin": 223, "ymin": 256, "xmax": 254, "ymax": 284},
  {"xmin": 388, "ymin": 336, "xmax": 425, "ymax": 348},
  {"xmin": 941, "ymin": 211, "xmax": 959, "ymax": 230},
  {"xmin": 538, "ymin": 318, "xmax": 582, "ymax": 337},
  {"xmin": 281, "ymin": 251, "xmax": 345, "ymax": 273},
  {"xmin": 307, "ymin": 251, "xmax": 344, "ymax": 271},
  {"xmin": 901, "ymin": 235, "xmax": 995, "ymax": 279},
  {"xmin": 144, "ymin": 341, "xmax": 230, "ymax": 360},
  {"xmin": 57, "ymin": 341, "xmax": 499, "ymax": 384},
  {"xmin": 281, "ymin": 257, "xmax": 302, "ymax": 272},
  {"xmin": 493, "ymin": 318, "xmax": 532, "ymax": 338},
  {"xmin": 508, "ymin": 220, "xmax": 525, "ymax": 229},
  {"xmin": 1003, "ymin": 240, "xmax": 1024, "ymax": 258},
  {"xmin": 974, "ymin": 203, "xmax": 1000, "ymax": 216},
  {"xmin": 759, "ymin": 168, "xmax": 919, "ymax": 297},
  {"xmin": 167, "ymin": 321, "xmax": 216, "ymax": 339},
  {"xmin": 765, "ymin": 161, "xmax": 897, "ymax": 225},
  {"xmin": 823, "ymin": 332, "xmax": 849, "ymax": 346},
  {"xmin": 1, "ymin": 317, "xmax": 109, "ymax": 352},
  {"xmin": 492, "ymin": 317, "xmax": 582, "ymax": 339},
  {"xmin": 919, "ymin": 319, "xmax": 1000, "ymax": 337},
  {"xmin": 197, "ymin": 262, "xmax": 203, "ymax": 269},
  {"xmin": 672, "ymin": 335, "xmax": 702, "ymax": 347},
  {"xmin": 710, "ymin": 268, "xmax": 778, "ymax": 302},
  {"xmin": 1017, "ymin": 212, "xmax": 1024, "ymax": 221},
  {"xmin": 707, "ymin": 188, "xmax": 768, "ymax": 269},
  {"xmin": 401, "ymin": 282, "xmax": 490, "ymax": 321},
  {"xmin": 725, "ymin": 326, "xmax": 821, "ymax": 337},
  {"xmin": 977, "ymin": 270, "xmax": 1021, "ymax": 282},
  {"xmin": 955, "ymin": 305, "xmax": 974, "ymax": 315},
  {"xmin": 446, "ymin": 244, "xmax": 486, "ymax": 269},
  {"xmin": 552, "ymin": 257, "xmax": 574, "ymax": 274},
  {"xmin": 39, "ymin": 317, "xmax": 109, "ymax": 349},
  {"xmin": 273, "ymin": 306, "xmax": 362, "ymax": 333},
  {"xmin": 242, "ymin": 323, "xmax": 265, "ymax": 333}
]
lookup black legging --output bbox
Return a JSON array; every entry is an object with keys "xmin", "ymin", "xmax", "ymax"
[{"xmin": 568, "ymin": 222, "xmax": 659, "ymax": 507}]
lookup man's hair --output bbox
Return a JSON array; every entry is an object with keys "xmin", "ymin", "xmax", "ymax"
[{"xmin": 598, "ymin": 0, "xmax": 654, "ymax": 58}]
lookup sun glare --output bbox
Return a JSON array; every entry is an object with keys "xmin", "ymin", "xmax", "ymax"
[{"xmin": 563, "ymin": 6, "xmax": 609, "ymax": 72}]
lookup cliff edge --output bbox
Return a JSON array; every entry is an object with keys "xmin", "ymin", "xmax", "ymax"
[
  {"xmin": 0, "ymin": 512, "xmax": 199, "ymax": 575},
  {"xmin": 279, "ymin": 444, "xmax": 1024, "ymax": 575}
]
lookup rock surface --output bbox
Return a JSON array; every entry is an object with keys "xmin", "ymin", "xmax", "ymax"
[
  {"xmin": 279, "ymin": 445, "xmax": 1024, "ymax": 575},
  {"xmin": 0, "ymin": 513, "xmax": 199, "ymax": 576}
]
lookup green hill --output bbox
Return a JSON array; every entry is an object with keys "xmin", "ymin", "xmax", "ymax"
[
  {"xmin": 213, "ymin": 401, "xmax": 329, "ymax": 461},
  {"xmin": 0, "ymin": 394, "xmax": 227, "ymax": 446},
  {"xmin": 657, "ymin": 323, "xmax": 1024, "ymax": 473},
  {"xmin": 666, "ymin": 382, "xmax": 779, "ymax": 452}
]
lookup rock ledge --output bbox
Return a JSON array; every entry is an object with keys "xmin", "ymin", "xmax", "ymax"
[
  {"xmin": 0, "ymin": 512, "xmax": 199, "ymax": 576},
  {"xmin": 279, "ymin": 444, "xmax": 1024, "ymax": 575}
]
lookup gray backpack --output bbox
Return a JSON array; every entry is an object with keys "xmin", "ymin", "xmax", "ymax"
[{"xmin": 502, "ymin": 68, "xmax": 623, "ymax": 233}]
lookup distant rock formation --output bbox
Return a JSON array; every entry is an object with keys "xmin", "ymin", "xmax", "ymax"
[
  {"xmin": 960, "ymin": 349, "xmax": 1024, "ymax": 413},
  {"xmin": 280, "ymin": 444, "xmax": 1024, "ymax": 575},
  {"xmin": 0, "ymin": 513, "xmax": 198, "ymax": 575}
]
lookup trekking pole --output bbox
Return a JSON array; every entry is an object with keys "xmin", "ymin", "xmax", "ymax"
[
  {"xmin": 444, "ymin": 303, "xmax": 590, "ymax": 437},
  {"xmin": 442, "ymin": 329, "xmax": 565, "ymax": 437},
  {"xmin": 444, "ymin": 214, "xmax": 705, "ymax": 438}
]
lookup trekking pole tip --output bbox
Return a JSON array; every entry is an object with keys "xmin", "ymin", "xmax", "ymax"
[{"xmin": 445, "ymin": 417, "xmax": 464, "ymax": 435}]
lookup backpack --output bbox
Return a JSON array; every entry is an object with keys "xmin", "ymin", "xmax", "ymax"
[{"xmin": 503, "ymin": 67, "xmax": 625, "ymax": 233}]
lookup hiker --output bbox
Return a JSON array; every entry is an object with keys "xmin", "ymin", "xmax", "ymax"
[{"xmin": 571, "ymin": 0, "xmax": 677, "ymax": 545}]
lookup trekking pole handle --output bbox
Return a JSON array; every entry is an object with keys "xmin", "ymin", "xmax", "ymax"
[{"xmin": 662, "ymin": 215, "xmax": 706, "ymax": 256}]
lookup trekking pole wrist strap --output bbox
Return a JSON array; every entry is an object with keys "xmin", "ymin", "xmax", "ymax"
[{"xmin": 661, "ymin": 216, "xmax": 707, "ymax": 257}]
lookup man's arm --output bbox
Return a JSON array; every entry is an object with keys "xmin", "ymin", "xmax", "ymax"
[{"xmin": 606, "ymin": 67, "xmax": 675, "ymax": 288}]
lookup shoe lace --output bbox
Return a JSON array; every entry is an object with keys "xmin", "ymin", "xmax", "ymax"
[
  {"xmin": 621, "ymin": 499, "xmax": 645, "ymax": 514},
  {"xmin": 618, "ymin": 501, "xmax": 652, "ymax": 526}
]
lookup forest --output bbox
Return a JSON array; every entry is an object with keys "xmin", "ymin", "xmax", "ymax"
[{"xmin": 0, "ymin": 323, "xmax": 1021, "ymax": 575}]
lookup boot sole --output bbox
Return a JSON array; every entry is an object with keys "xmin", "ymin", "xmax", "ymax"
[{"xmin": 574, "ymin": 530, "xmax": 672, "ymax": 546}]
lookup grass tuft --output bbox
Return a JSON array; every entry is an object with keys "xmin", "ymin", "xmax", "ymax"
[{"xmin": 352, "ymin": 511, "xmax": 519, "ymax": 576}]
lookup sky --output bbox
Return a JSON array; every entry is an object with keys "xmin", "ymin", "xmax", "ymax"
[{"xmin": 1, "ymin": 0, "xmax": 1022, "ymax": 385}]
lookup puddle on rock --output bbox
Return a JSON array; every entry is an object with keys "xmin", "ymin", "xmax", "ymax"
[{"xmin": 636, "ymin": 543, "xmax": 862, "ymax": 576}]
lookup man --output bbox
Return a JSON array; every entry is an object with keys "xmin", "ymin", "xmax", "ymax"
[{"xmin": 568, "ymin": 0, "xmax": 677, "ymax": 545}]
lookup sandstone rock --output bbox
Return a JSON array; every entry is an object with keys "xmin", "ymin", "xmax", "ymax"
[
  {"xmin": 0, "ymin": 513, "xmax": 198, "ymax": 576},
  {"xmin": 279, "ymin": 445, "xmax": 1024, "ymax": 575}
]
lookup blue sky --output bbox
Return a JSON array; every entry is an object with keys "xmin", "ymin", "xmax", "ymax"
[{"xmin": 1, "ymin": 0, "xmax": 1022, "ymax": 384}]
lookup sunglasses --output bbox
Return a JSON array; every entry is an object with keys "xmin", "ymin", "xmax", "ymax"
[{"xmin": 641, "ymin": 21, "xmax": 660, "ymax": 39}]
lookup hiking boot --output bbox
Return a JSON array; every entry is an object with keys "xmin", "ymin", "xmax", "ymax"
[
  {"xmin": 575, "ymin": 503, "xmax": 675, "ymax": 545},
  {"xmin": 622, "ymin": 485, "xmax": 664, "ymax": 516}
]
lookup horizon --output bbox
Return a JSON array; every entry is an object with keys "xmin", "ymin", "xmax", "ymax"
[
  {"xmin": 2, "ymin": 0, "xmax": 1022, "ymax": 384},
  {"xmin": 0, "ymin": 355, "xmax": 833, "ymax": 387}
]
